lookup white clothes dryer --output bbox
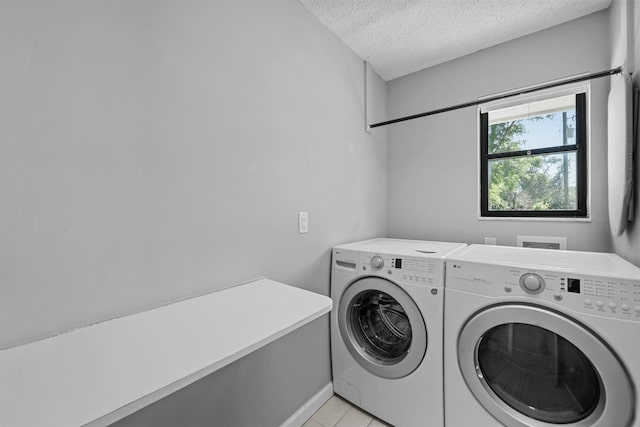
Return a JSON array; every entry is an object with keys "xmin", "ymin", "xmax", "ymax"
[
  {"xmin": 331, "ymin": 238, "xmax": 467, "ymax": 427},
  {"xmin": 444, "ymin": 244, "xmax": 640, "ymax": 427}
]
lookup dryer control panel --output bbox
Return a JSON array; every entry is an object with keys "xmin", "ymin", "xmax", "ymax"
[
  {"xmin": 360, "ymin": 252, "xmax": 443, "ymax": 287},
  {"xmin": 447, "ymin": 261, "xmax": 640, "ymax": 321}
]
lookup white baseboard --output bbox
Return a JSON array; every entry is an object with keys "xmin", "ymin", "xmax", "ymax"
[{"xmin": 280, "ymin": 382, "xmax": 333, "ymax": 427}]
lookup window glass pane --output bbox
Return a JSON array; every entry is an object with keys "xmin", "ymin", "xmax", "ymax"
[
  {"xmin": 488, "ymin": 152, "xmax": 577, "ymax": 211},
  {"xmin": 488, "ymin": 95, "xmax": 576, "ymax": 154},
  {"xmin": 349, "ymin": 290, "xmax": 412, "ymax": 363},
  {"xmin": 477, "ymin": 323, "xmax": 600, "ymax": 424}
]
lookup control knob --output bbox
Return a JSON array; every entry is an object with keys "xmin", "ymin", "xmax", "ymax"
[
  {"xmin": 519, "ymin": 273, "xmax": 545, "ymax": 294},
  {"xmin": 370, "ymin": 255, "xmax": 384, "ymax": 271}
]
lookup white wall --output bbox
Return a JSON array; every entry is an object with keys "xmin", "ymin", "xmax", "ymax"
[
  {"xmin": 387, "ymin": 11, "xmax": 612, "ymax": 251},
  {"xmin": 0, "ymin": 0, "xmax": 387, "ymax": 425},
  {"xmin": 609, "ymin": 0, "xmax": 640, "ymax": 266}
]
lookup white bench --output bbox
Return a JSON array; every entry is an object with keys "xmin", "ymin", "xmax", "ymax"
[{"xmin": 0, "ymin": 278, "xmax": 332, "ymax": 426}]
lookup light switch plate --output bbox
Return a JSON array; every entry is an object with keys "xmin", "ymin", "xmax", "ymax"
[{"xmin": 298, "ymin": 212, "xmax": 309, "ymax": 234}]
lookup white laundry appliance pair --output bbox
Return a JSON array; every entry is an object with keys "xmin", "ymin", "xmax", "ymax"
[
  {"xmin": 331, "ymin": 240, "xmax": 640, "ymax": 427},
  {"xmin": 444, "ymin": 244, "xmax": 640, "ymax": 427},
  {"xmin": 330, "ymin": 238, "xmax": 467, "ymax": 427}
]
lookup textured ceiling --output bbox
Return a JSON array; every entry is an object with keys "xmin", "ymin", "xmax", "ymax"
[{"xmin": 299, "ymin": 0, "xmax": 613, "ymax": 81}]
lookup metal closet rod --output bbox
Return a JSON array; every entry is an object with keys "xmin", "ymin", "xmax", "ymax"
[{"xmin": 369, "ymin": 66, "xmax": 624, "ymax": 129}]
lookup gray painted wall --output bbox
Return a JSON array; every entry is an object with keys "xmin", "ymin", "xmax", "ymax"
[
  {"xmin": 386, "ymin": 11, "xmax": 613, "ymax": 252},
  {"xmin": 610, "ymin": 0, "xmax": 640, "ymax": 266},
  {"xmin": 0, "ymin": 0, "xmax": 387, "ymax": 425}
]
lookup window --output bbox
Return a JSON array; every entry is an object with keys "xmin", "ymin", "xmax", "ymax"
[{"xmin": 480, "ymin": 90, "xmax": 588, "ymax": 218}]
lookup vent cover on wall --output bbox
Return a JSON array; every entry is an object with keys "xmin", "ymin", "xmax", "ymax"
[{"xmin": 516, "ymin": 235, "xmax": 567, "ymax": 250}]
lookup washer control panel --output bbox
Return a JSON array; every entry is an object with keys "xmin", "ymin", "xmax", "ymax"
[
  {"xmin": 447, "ymin": 261, "xmax": 640, "ymax": 321},
  {"xmin": 360, "ymin": 252, "xmax": 442, "ymax": 286}
]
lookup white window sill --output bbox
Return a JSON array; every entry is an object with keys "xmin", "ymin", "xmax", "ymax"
[{"xmin": 477, "ymin": 216, "xmax": 592, "ymax": 223}]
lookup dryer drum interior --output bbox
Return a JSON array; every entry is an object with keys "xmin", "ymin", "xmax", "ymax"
[
  {"xmin": 458, "ymin": 304, "xmax": 634, "ymax": 427},
  {"xmin": 476, "ymin": 323, "xmax": 600, "ymax": 424}
]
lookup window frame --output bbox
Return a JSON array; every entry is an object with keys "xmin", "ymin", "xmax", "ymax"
[{"xmin": 479, "ymin": 86, "xmax": 589, "ymax": 219}]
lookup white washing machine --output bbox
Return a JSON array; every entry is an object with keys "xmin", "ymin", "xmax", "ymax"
[
  {"xmin": 444, "ymin": 244, "xmax": 640, "ymax": 427},
  {"xmin": 331, "ymin": 238, "xmax": 467, "ymax": 427}
]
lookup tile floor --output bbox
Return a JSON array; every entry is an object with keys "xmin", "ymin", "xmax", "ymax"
[{"xmin": 303, "ymin": 395, "xmax": 392, "ymax": 427}]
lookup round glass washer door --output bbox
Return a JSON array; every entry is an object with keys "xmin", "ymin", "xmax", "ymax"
[
  {"xmin": 458, "ymin": 304, "xmax": 634, "ymax": 427},
  {"xmin": 338, "ymin": 276, "xmax": 427, "ymax": 379}
]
